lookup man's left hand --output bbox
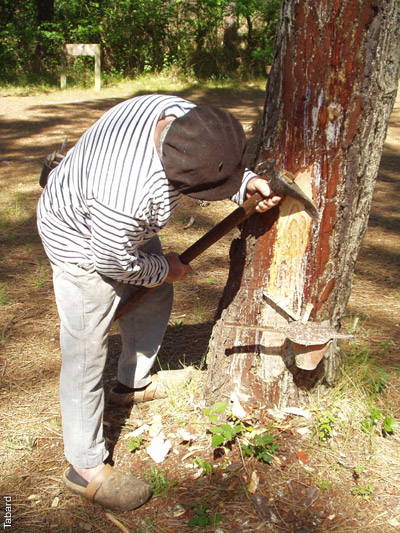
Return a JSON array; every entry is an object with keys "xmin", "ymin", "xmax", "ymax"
[{"xmin": 246, "ymin": 176, "xmax": 283, "ymax": 213}]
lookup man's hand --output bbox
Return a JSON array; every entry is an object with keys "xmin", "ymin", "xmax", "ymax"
[
  {"xmin": 165, "ymin": 252, "xmax": 192, "ymax": 283},
  {"xmin": 246, "ymin": 176, "xmax": 283, "ymax": 213}
]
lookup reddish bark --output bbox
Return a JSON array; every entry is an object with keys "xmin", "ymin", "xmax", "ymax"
[{"xmin": 205, "ymin": 0, "xmax": 400, "ymax": 410}]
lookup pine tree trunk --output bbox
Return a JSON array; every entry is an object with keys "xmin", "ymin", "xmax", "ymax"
[{"xmin": 204, "ymin": 0, "xmax": 400, "ymax": 412}]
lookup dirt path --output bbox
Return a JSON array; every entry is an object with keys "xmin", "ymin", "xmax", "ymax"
[{"xmin": 0, "ymin": 83, "xmax": 399, "ymax": 532}]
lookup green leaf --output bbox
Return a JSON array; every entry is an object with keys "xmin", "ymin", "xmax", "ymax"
[
  {"xmin": 212, "ymin": 401, "xmax": 228, "ymax": 413},
  {"xmin": 221, "ymin": 424, "xmax": 234, "ymax": 440},
  {"xmin": 212, "ymin": 434, "xmax": 225, "ymax": 448},
  {"xmin": 210, "ymin": 426, "xmax": 224, "ymax": 435},
  {"xmin": 384, "ymin": 416, "xmax": 398, "ymax": 433},
  {"xmin": 199, "ymin": 515, "xmax": 209, "ymax": 527},
  {"xmin": 208, "ymin": 414, "xmax": 218, "ymax": 425},
  {"xmin": 241, "ymin": 444, "xmax": 251, "ymax": 456}
]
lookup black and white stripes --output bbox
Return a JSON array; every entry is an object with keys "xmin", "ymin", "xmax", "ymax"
[{"xmin": 37, "ymin": 94, "xmax": 255, "ymax": 287}]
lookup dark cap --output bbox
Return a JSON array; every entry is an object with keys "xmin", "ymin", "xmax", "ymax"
[{"xmin": 161, "ymin": 105, "xmax": 247, "ymax": 201}]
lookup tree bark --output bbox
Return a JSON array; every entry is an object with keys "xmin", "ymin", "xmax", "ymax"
[{"xmin": 204, "ymin": 0, "xmax": 400, "ymax": 412}]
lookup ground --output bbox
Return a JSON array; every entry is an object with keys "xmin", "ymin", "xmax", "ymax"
[{"xmin": 0, "ymin": 79, "xmax": 399, "ymax": 532}]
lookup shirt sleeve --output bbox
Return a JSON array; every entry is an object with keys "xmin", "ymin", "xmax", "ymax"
[
  {"xmin": 88, "ymin": 199, "xmax": 169, "ymax": 286},
  {"xmin": 231, "ymin": 168, "xmax": 258, "ymax": 205}
]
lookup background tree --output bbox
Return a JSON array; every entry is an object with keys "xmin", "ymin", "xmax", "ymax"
[
  {"xmin": 205, "ymin": 0, "xmax": 400, "ymax": 412},
  {"xmin": 0, "ymin": 0, "xmax": 280, "ymax": 83}
]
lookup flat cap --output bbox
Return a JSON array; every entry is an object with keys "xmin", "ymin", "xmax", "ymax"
[{"xmin": 162, "ymin": 105, "xmax": 247, "ymax": 201}]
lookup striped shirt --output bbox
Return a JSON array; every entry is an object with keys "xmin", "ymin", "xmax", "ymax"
[{"xmin": 37, "ymin": 94, "xmax": 256, "ymax": 287}]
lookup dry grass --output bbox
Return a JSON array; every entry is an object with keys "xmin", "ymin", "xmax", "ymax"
[{"xmin": 1, "ymin": 79, "xmax": 399, "ymax": 532}]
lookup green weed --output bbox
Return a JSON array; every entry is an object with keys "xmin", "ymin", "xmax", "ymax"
[
  {"xmin": 203, "ymin": 401, "xmax": 278, "ymax": 463},
  {"xmin": 383, "ymin": 416, "xmax": 399, "ymax": 434},
  {"xmin": 128, "ymin": 435, "xmax": 144, "ymax": 453},
  {"xmin": 241, "ymin": 433, "xmax": 279, "ymax": 464},
  {"xmin": 188, "ymin": 503, "xmax": 221, "ymax": 528},
  {"xmin": 351, "ymin": 482, "xmax": 374, "ymax": 499},
  {"xmin": 0, "ymin": 284, "xmax": 10, "ymax": 306},
  {"xmin": 316, "ymin": 480, "xmax": 332, "ymax": 491},
  {"xmin": 195, "ymin": 456, "xmax": 214, "ymax": 475},
  {"xmin": 315, "ymin": 410, "xmax": 336, "ymax": 442},
  {"xmin": 144, "ymin": 466, "xmax": 177, "ymax": 496}
]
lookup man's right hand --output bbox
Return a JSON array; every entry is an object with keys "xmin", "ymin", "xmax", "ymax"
[{"xmin": 165, "ymin": 252, "xmax": 192, "ymax": 283}]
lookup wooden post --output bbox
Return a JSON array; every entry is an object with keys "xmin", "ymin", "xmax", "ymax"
[{"xmin": 60, "ymin": 44, "xmax": 101, "ymax": 90}]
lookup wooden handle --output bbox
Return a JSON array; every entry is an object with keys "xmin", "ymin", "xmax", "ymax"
[
  {"xmin": 179, "ymin": 192, "xmax": 262, "ymax": 264},
  {"xmin": 114, "ymin": 193, "xmax": 263, "ymax": 321}
]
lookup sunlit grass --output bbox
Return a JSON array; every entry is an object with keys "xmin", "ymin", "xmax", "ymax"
[{"xmin": 0, "ymin": 72, "xmax": 267, "ymax": 98}]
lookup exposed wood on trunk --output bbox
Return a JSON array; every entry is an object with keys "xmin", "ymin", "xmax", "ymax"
[{"xmin": 205, "ymin": 0, "xmax": 400, "ymax": 411}]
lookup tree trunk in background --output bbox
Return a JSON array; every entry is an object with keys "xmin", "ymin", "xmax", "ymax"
[
  {"xmin": 205, "ymin": 0, "xmax": 400, "ymax": 412},
  {"xmin": 37, "ymin": 0, "xmax": 55, "ymax": 25}
]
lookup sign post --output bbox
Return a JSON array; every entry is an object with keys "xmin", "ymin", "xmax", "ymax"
[{"xmin": 61, "ymin": 44, "xmax": 101, "ymax": 90}]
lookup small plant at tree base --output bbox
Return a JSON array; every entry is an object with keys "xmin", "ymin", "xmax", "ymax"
[
  {"xmin": 316, "ymin": 480, "xmax": 332, "ymax": 491},
  {"xmin": 241, "ymin": 433, "xmax": 279, "ymax": 464},
  {"xmin": 315, "ymin": 410, "xmax": 336, "ymax": 442},
  {"xmin": 188, "ymin": 503, "xmax": 221, "ymax": 528},
  {"xmin": 204, "ymin": 402, "xmax": 279, "ymax": 464},
  {"xmin": 351, "ymin": 482, "xmax": 374, "ymax": 499},
  {"xmin": 128, "ymin": 435, "xmax": 144, "ymax": 453},
  {"xmin": 354, "ymin": 465, "xmax": 365, "ymax": 477},
  {"xmin": 371, "ymin": 368, "xmax": 391, "ymax": 394},
  {"xmin": 362, "ymin": 407, "xmax": 382, "ymax": 432},
  {"xmin": 204, "ymin": 401, "xmax": 244, "ymax": 448},
  {"xmin": 195, "ymin": 456, "xmax": 214, "ymax": 475},
  {"xmin": 383, "ymin": 416, "xmax": 399, "ymax": 435},
  {"xmin": 144, "ymin": 466, "xmax": 177, "ymax": 496},
  {"xmin": 362, "ymin": 407, "xmax": 398, "ymax": 435}
]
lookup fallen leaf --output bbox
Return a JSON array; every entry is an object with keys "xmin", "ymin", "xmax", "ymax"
[
  {"xmin": 282, "ymin": 407, "xmax": 312, "ymax": 419},
  {"xmin": 51, "ymin": 496, "xmax": 59, "ymax": 508},
  {"xmin": 149, "ymin": 414, "xmax": 163, "ymax": 438},
  {"xmin": 230, "ymin": 392, "xmax": 247, "ymax": 419},
  {"xmin": 297, "ymin": 449, "xmax": 310, "ymax": 464},
  {"xmin": 247, "ymin": 471, "xmax": 259, "ymax": 494},
  {"xmin": 296, "ymin": 427, "xmax": 310, "ymax": 436},
  {"xmin": 146, "ymin": 432, "xmax": 171, "ymax": 463},
  {"xmin": 177, "ymin": 428, "xmax": 196, "ymax": 442},
  {"xmin": 124, "ymin": 424, "xmax": 149, "ymax": 439}
]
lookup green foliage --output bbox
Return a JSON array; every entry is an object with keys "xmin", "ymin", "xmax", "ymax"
[
  {"xmin": 203, "ymin": 401, "xmax": 278, "ymax": 463},
  {"xmin": 241, "ymin": 433, "xmax": 278, "ymax": 463},
  {"xmin": 195, "ymin": 456, "xmax": 214, "ymax": 475},
  {"xmin": 315, "ymin": 410, "xmax": 336, "ymax": 442},
  {"xmin": 144, "ymin": 466, "xmax": 177, "ymax": 496},
  {"xmin": 188, "ymin": 503, "xmax": 222, "ymax": 528},
  {"xmin": 0, "ymin": 0, "xmax": 281, "ymax": 84},
  {"xmin": 371, "ymin": 368, "xmax": 390, "ymax": 394},
  {"xmin": 351, "ymin": 482, "xmax": 374, "ymax": 499},
  {"xmin": 316, "ymin": 480, "xmax": 332, "ymax": 491},
  {"xmin": 383, "ymin": 416, "xmax": 399, "ymax": 434},
  {"xmin": 362, "ymin": 407, "xmax": 383, "ymax": 432},
  {"xmin": 128, "ymin": 435, "xmax": 144, "ymax": 453},
  {"xmin": 204, "ymin": 401, "xmax": 243, "ymax": 448},
  {"xmin": 0, "ymin": 285, "xmax": 10, "ymax": 307},
  {"xmin": 346, "ymin": 343, "xmax": 393, "ymax": 399}
]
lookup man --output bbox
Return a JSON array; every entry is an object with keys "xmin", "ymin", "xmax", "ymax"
[{"xmin": 37, "ymin": 94, "xmax": 282, "ymax": 511}]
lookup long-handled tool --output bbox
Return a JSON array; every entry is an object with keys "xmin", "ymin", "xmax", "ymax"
[
  {"xmin": 114, "ymin": 168, "xmax": 319, "ymax": 321},
  {"xmin": 114, "ymin": 190, "xmax": 263, "ymax": 320}
]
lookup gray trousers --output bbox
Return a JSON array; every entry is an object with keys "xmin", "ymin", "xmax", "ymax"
[{"xmin": 51, "ymin": 237, "xmax": 173, "ymax": 468}]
